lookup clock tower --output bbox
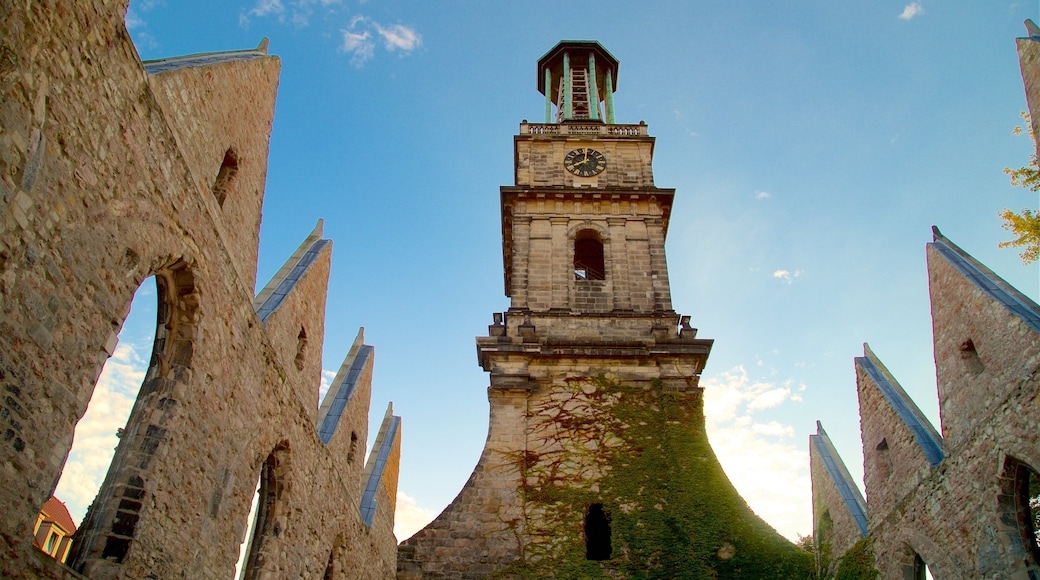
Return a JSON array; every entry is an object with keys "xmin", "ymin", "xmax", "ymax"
[{"xmin": 397, "ymin": 41, "xmax": 810, "ymax": 579}]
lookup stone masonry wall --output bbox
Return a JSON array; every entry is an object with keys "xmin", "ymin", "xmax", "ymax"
[
  {"xmin": 0, "ymin": 2, "xmax": 397, "ymax": 578},
  {"xmin": 808, "ymin": 435, "xmax": 864, "ymax": 576},
  {"xmin": 814, "ymin": 234, "xmax": 1040, "ymax": 578},
  {"xmin": 514, "ymin": 135, "xmax": 656, "ymax": 189},
  {"xmin": 502, "ymin": 197, "xmax": 674, "ymax": 318}
]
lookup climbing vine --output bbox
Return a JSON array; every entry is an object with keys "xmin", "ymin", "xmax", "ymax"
[
  {"xmin": 493, "ymin": 375, "xmax": 811, "ymax": 579},
  {"xmin": 831, "ymin": 537, "xmax": 878, "ymax": 580}
]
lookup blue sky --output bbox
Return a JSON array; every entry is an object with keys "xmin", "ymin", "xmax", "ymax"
[{"xmin": 57, "ymin": 0, "xmax": 1040, "ymax": 542}]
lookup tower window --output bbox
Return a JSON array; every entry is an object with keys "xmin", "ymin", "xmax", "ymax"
[
  {"xmin": 584, "ymin": 503, "xmax": 612, "ymax": 560},
  {"xmin": 574, "ymin": 231, "xmax": 605, "ymax": 280}
]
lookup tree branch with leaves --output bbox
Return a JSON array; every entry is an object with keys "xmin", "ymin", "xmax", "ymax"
[{"xmin": 1000, "ymin": 113, "xmax": 1040, "ymax": 263}]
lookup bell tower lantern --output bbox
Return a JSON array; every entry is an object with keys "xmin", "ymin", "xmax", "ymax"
[{"xmin": 537, "ymin": 41, "xmax": 620, "ymax": 123}]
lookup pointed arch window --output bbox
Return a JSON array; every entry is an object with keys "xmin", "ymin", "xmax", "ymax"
[{"xmin": 574, "ymin": 230, "xmax": 605, "ymax": 280}]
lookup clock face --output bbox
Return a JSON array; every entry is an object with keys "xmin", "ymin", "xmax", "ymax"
[{"xmin": 564, "ymin": 148, "xmax": 607, "ymax": 177}]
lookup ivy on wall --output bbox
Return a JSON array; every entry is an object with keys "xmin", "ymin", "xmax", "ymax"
[{"xmin": 493, "ymin": 375, "xmax": 811, "ymax": 579}]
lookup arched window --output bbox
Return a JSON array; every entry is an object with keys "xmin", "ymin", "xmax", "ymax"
[
  {"xmin": 237, "ymin": 443, "xmax": 290, "ymax": 580},
  {"xmin": 999, "ymin": 456, "xmax": 1040, "ymax": 573},
  {"xmin": 58, "ymin": 261, "xmax": 199, "ymax": 574},
  {"xmin": 584, "ymin": 503, "xmax": 611, "ymax": 560},
  {"xmin": 51, "ymin": 277, "xmax": 157, "ymax": 543},
  {"xmin": 574, "ymin": 230, "xmax": 605, "ymax": 280}
]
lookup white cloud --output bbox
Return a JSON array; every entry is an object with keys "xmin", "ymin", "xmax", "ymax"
[
  {"xmin": 54, "ymin": 341, "xmax": 148, "ymax": 525},
  {"xmin": 394, "ymin": 491, "xmax": 437, "ymax": 541},
  {"xmin": 318, "ymin": 369, "xmax": 336, "ymax": 407},
  {"xmin": 702, "ymin": 367, "xmax": 811, "ymax": 541},
  {"xmin": 340, "ymin": 17, "xmax": 421, "ymax": 66},
  {"xmin": 341, "ymin": 28, "xmax": 375, "ymax": 66},
  {"xmin": 250, "ymin": 0, "xmax": 285, "ymax": 17},
  {"xmin": 125, "ymin": 9, "xmax": 146, "ymax": 30},
  {"xmin": 899, "ymin": 2, "xmax": 924, "ymax": 20},
  {"xmin": 772, "ymin": 269, "xmax": 803, "ymax": 284},
  {"xmin": 755, "ymin": 190, "xmax": 772, "ymax": 199},
  {"xmin": 374, "ymin": 23, "xmax": 422, "ymax": 52}
]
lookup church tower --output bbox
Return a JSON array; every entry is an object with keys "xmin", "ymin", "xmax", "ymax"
[{"xmin": 397, "ymin": 41, "xmax": 810, "ymax": 579}]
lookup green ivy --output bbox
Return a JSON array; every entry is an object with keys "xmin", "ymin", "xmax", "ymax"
[
  {"xmin": 493, "ymin": 375, "xmax": 812, "ymax": 579},
  {"xmin": 832, "ymin": 537, "xmax": 878, "ymax": 580}
]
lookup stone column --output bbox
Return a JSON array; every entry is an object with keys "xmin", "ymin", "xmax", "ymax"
[
  {"xmin": 511, "ymin": 215, "xmax": 532, "ymax": 309},
  {"xmin": 646, "ymin": 216, "xmax": 672, "ymax": 311},
  {"xmin": 550, "ymin": 216, "xmax": 570, "ymax": 311},
  {"xmin": 607, "ymin": 216, "xmax": 630, "ymax": 311}
]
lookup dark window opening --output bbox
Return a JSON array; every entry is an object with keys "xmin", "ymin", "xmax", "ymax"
[
  {"xmin": 958, "ymin": 338, "xmax": 984, "ymax": 376},
  {"xmin": 584, "ymin": 503, "xmax": 612, "ymax": 560},
  {"xmin": 875, "ymin": 438, "xmax": 893, "ymax": 480},
  {"xmin": 294, "ymin": 327, "xmax": 307, "ymax": 371},
  {"xmin": 212, "ymin": 148, "xmax": 239, "ymax": 207},
  {"xmin": 574, "ymin": 231, "xmax": 605, "ymax": 280},
  {"xmin": 347, "ymin": 431, "xmax": 358, "ymax": 464}
]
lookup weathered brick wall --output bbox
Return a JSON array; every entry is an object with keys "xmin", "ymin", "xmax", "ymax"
[{"xmin": 0, "ymin": 2, "xmax": 397, "ymax": 578}]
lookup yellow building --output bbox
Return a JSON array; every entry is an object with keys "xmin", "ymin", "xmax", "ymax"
[{"xmin": 33, "ymin": 497, "xmax": 76, "ymax": 564}]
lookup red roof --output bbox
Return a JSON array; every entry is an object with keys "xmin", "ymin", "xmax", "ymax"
[{"xmin": 39, "ymin": 496, "xmax": 77, "ymax": 535}]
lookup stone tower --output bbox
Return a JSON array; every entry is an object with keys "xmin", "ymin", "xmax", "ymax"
[{"xmin": 397, "ymin": 41, "xmax": 809, "ymax": 579}]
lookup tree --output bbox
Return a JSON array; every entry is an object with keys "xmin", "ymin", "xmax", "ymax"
[{"xmin": 1000, "ymin": 113, "xmax": 1040, "ymax": 263}]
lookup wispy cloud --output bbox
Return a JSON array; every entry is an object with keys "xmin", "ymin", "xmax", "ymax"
[
  {"xmin": 54, "ymin": 342, "xmax": 148, "ymax": 525},
  {"xmin": 703, "ymin": 366, "xmax": 810, "ymax": 541},
  {"xmin": 251, "ymin": 0, "xmax": 285, "ymax": 18},
  {"xmin": 318, "ymin": 369, "xmax": 336, "ymax": 407},
  {"xmin": 395, "ymin": 491, "xmax": 438, "ymax": 540},
  {"xmin": 125, "ymin": 0, "xmax": 162, "ymax": 49},
  {"xmin": 374, "ymin": 23, "xmax": 422, "ymax": 52},
  {"xmin": 898, "ymin": 2, "xmax": 925, "ymax": 20},
  {"xmin": 755, "ymin": 190, "xmax": 772, "ymax": 200},
  {"xmin": 341, "ymin": 16, "xmax": 421, "ymax": 66},
  {"xmin": 773, "ymin": 269, "xmax": 803, "ymax": 283}
]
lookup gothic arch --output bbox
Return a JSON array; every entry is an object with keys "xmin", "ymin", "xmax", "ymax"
[
  {"xmin": 65, "ymin": 256, "xmax": 200, "ymax": 574},
  {"xmin": 996, "ymin": 455, "xmax": 1040, "ymax": 575},
  {"xmin": 887, "ymin": 529, "xmax": 960, "ymax": 579},
  {"xmin": 241, "ymin": 441, "xmax": 292, "ymax": 580}
]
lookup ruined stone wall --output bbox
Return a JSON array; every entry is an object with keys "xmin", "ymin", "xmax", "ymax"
[
  {"xmin": 808, "ymin": 429, "xmax": 866, "ymax": 577},
  {"xmin": 0, "ymin": 2, "xmax": 397, "ymax": 578},
  {"xmin": 811, "ymin": 233, "xmax": 1040, "ymax": 579}
]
